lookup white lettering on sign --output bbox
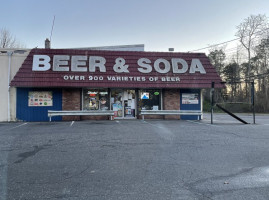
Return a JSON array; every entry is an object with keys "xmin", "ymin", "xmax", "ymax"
[
  {"xmin": 89, "ymin": 76, "xmax": 104, "ymax": 81},
  {"xmin": 189, "ymin": 59, "xmax": 206, "ymax": 74},
  {"xmin": 107, "ymin": 76, "xmax": 146, "ymax": 81},
  {"xmin": 53, "ymin": 55, "xmax": 70, "ymax": 71},
  {"xmin": 32, "ymin": 55, "xmax": 207, "ymax": 74},
  {"xmin": 89, "ymin": 56, "xmax": 106, "ymax": 72},
  {"xmin": 149, "ymin": 77, "xmax": 158, "ymax": 81},
  {"xmin": 113, "ymin": 58, "xmax": 129, "ymax": 73},
  {"xmin": 32, "ymin": 55, "xmax": 51, "ymax": 71},
  {"xmin": 137, "ymin": 58, "xmax": 152, "ymax": 73},
  {"xmin": 71, "ymin": 56, "xmax": 87, "ymax": 72},
  {"xmin": 63, "ymin": 75, "xmax": 179, "ymax": 82},
  {"xmin": 171, "ymin": 58, "xmax": 188, "ymax": 73},
  {"xmin": 161, "ymin": 77, "xmax": 180, "ymax": 82},
  {"xmin": 63, "ymin": 75, "xmax": 85, "ymax": 80},
  {"xmin": 154, "ymin": 59, "xmax": 171, "ymax": 73}
]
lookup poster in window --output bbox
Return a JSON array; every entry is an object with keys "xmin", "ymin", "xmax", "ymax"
[
  {"xmin": 141, "ymin": 92, "xmax": 149, "ymax": 99},
  {"xmin": 100, "ymin": 97, "xmax": 108, "ymax": 110},
  {"xmin": 28, "ymin": 91, "xmax": 53, "ymax": 106},
  {"xmin": 182, "ymin": 93, "xmax": 199, "ymax": 104},
  {"xmin": 89, "ymin": 98, "xmax": 98, "ymax": 109}
]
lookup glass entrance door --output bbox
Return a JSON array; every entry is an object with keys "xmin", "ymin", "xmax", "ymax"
[{"xmin": 111, "ymin": 89, "xmax": 136, "ymax": 119}]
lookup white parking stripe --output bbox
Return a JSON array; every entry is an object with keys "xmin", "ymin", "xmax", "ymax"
[
  {"xmin": 70, "ymin": 121, "xmax": 75, "ymax": 127},
  {"xmin": 4, "ymin": 123, "xmax": 28, "ymax": 131},
  {"xmin": 187, "ymin": 120, "xmax": 220, "ymax": 127}
]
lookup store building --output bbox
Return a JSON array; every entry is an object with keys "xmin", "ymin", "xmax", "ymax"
[
  {"xmin": 2, "ymin": 46, "xmax": 223, "ymax": 122},
  {"xmin": 0, "ymin": 48, "xmax": 30, "ymax": 122}
]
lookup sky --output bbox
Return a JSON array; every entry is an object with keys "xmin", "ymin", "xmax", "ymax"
[{"xmin": 1, "ymin": 0, "xmax": 269, "ymax": 53}]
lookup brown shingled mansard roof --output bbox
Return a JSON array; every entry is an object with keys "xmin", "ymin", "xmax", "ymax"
[{"xmin": 10, "ymin": 48, "xmax": 224, "ymax": 89}]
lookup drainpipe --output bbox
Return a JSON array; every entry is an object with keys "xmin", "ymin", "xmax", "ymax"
[{"xmin": 7, "ymin": 51, "xmax": 13, "ymax": 122}]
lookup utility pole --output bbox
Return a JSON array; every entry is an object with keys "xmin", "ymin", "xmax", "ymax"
[
  {"xmin": 251, "ymin": 81, "xmax": 256, "ymax": 124},
  {"xmin": 7, "ymin": 51, "xmax": 13, "ymax": 122},
  {"xmin": 211, "ymin": 82, "xmax": 215, "ymax": 124}
]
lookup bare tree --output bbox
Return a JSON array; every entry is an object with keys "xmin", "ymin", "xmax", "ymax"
[
  {"xmin": 235, "ymin": 14, "xmax": 269, "ymax": 99},
  {"xmin": 0, "ymin": 28, "xmax": 23, "ymax": 48}
]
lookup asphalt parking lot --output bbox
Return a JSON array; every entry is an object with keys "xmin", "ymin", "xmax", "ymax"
[{"xmin": 0, "ymin": 113, "xmax": 269, "ymax": 200}]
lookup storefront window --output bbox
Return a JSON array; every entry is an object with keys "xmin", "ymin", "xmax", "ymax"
[
  {"xmin": 83, "ymin": 89, "xmax": 109, "ymax": 110},
  {"xmin": 138, "ymin": 89, "xmax": 161, "ymax": 111}
]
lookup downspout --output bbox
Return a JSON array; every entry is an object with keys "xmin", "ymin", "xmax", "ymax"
[{"xmin": 7, "ymin": 51, "xmax": 13, "ymax": 122}]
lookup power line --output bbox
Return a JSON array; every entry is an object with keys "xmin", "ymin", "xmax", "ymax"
[
  {"xmin": 189, "ymin": 27, "xmax": 269, "ymax": 52},
  {"xmin": 224, "ymin": 72, "xmax": 269, "ymax": 83},
  {"xmin": 189, "ymin": 38, "xmax": 239, "ymax": 52}
]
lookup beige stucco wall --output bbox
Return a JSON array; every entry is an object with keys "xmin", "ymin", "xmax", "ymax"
[{"xmin": 0, "ymin": 49, "xmax": 30, "ymax": 122}]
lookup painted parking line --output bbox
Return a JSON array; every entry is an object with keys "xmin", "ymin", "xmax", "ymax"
[
  {"xmin": 141, "ymin": 120, "xmax": 175, "ymax": 141},
  {"xmin": 70, "ymin": 121, "xmax": 75, "ymax": 127},
  {"xmin": 3, "ymin": 123, "xmax": 28, "ymax": 132},
  {"xmin": 187, "ymin": 120, "xmax": 220, "ymax": 127},
  {"xmin": 142, "ymin": 120, "xmax": 162, "ymax": 128},
  {"xmin": 202, "ymin": 119, "xmax": 242, "ymax": 123}
]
